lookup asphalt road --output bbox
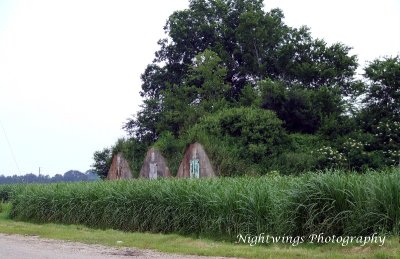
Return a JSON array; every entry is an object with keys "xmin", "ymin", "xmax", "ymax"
[{"xmin": 0, "ymin": 233, "xmax": 229, "ymax": 259}]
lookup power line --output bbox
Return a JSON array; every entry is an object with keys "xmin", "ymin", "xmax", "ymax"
[{"xmin": 0, "ymin": 120, "xmax": 21, "ymax": 174}]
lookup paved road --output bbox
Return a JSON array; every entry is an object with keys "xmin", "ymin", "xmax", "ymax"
[{"xmin": 0, "ymin": 233, "xmax": 229, "ymax": 259}]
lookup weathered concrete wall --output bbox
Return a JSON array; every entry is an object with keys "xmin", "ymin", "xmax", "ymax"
[
  {"xmin": 139, "ymin": 147, "xmax": 171, "ymax": 179},
  {"xmin": 177, "ymin": 142, "xmax": 216, "ymax": 178},
  {"xmin": 107, "ymin": 153, "xmax": 133, "ymax": 180}
]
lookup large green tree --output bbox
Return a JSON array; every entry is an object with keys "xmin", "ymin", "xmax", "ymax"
[
  {"xmin": 95, "ymin": 0, "xmax": 400, "ymax": 176},
  {"xmin": 362, "ymin": 56, "xmax": 400, "ymax": 124},
  {"xmin": 357, "ymin": 56, "xmax": 400, "ymax": 166},
  {"xmin": 159, "ymin": 49, "xmax": 231, "ymax": 136},
  {"xmin": 125, "ymin": 0, "xmax": 358, "ymax": 139},
  {"xmin": 91, "ymin": 148, "xmax": 111, "ymax": 179}
]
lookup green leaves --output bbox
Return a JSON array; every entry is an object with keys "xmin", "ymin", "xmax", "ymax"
[
  {"xmin": 124, "ymin": 0, "xmax": 360, "ymax": 148},
  {"xmin": 152, "ymin": 50, "xmax": 231, "ymax": 137},
  {"xmin": 91, "ymin": 148, "xmax": 112, "ymax": 179},
  {"xmin": 363, "ymin": 56, "xmax": 400, "ymax": 120},
  {"xmin": 183, "ymin": 107, "xmax": 287, "ymax": 175},
  {"xmin": 116, "ymin": 0, "xmax": 398, "ymax": 176},
  {"xmin": 188, "ymin": 49, "xmax": 230, "ymax": 102},
  {"xmin": 260, "ymin": 80, "xmax": 343, "ymax": 133}
]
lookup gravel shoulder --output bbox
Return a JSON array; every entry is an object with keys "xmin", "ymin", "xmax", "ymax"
[{"xmin": 0, "ymin": 233, "xmax": 230, "ymax": 259}]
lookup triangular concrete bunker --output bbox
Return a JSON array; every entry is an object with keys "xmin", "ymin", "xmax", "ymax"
[
  {"xmin": 139, "ymin": 147, "xmax": 171, "ymax": 179},
  {"xmin": 177, "ymin": 142, "xmax": 216, "ymax": 178},
  {"xmin": 107, "ymin": 152, "xmax": 133, "ymax": 180}
]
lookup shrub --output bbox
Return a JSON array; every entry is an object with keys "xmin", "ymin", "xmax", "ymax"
[
  {"xmin": 269, "ymin": 152, "xmax": 318, "ymax": 175},
  {"xmin": 0, "ymin": 184, "xmax": 26, "ymax": 202},
  {"xmin": 313, "ymin": 146, "xmax": 347, "ymax": 169},
  {"xmin": 268, "ymin": 134, "xmax": 324, "ymax": 175},
  {"xmin": 183, "ymin": 107, "xmax": 288, "ymax": 175},
  {"xmin": 112, "ymin": 138, "xmax": 148, "ymax": 177},
  {"xmin": 153, "ymin": 131, "xmax": 185, "ymax": 176}
]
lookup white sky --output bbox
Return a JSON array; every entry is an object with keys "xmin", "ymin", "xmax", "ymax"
[{"xmin": 0, "ymin": 0, "xmax": 399, "ymax": 176}]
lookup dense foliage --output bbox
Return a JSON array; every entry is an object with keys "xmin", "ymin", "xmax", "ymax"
[
  {"xmin": 0, "ymin": 184, "xmax": 26, "ymax": 202},
  {"xmin": 92, "ymin": 138, "xmax": 148, "ymax": 178},
  {"xmin": 93, "ymin": 0, "xmax": 400, "ymax": 177},
  {"xmin": 10, "ymin": 169, "xmax": 400, "ymax": 239},
  {"xmin": 154, "ymin": 107, "xmax": 288, "ymax": 176}
]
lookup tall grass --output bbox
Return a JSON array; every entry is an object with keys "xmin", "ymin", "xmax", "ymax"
[
  {"xmin": 0, "ymin": 184, "xmax": 26, "ymax": 202},
  {"xmin": 9, "ymin": 169, "xmax": 400, "ymax": 239}
]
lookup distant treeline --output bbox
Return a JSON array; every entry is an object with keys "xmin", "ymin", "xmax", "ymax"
[{"xmin": 0, "ymin": 170, "xmax": 100, "ymax": 184}]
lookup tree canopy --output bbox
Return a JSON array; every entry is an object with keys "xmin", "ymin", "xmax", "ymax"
[
  {"xmin": 362, "ymin": 56, "xmax": 400, "ymax": 123},
  {"xmin": 94, "ymin": 0, "xmax": 399, "ymax": 176},
  {"xmin": 126, "ymin": 0, "xmax": 358, "ymax": 141}
]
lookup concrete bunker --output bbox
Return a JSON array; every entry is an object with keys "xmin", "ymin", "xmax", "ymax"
[
  {"xmin": 139, "ymin": 147, "xmax": 171, "ymax": 179},
  {"xmin": 177, "ymin": 142, "xmax": 216, "ymax": 178},
  {"xmin": 107, "ymin": 152, "xmax": 133, "ymax": 180}
]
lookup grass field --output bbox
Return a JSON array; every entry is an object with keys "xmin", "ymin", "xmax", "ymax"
[
  {"xmin": 1, "ymin": 169, "xmax": 400, "ymax": 258},
  {"xmin": 7, "ymin": 169, "xmax": 400, "ymax": 240},
  {"xmin": 0, "ymin": 203, "xmax": 399, "ymax": 259}
]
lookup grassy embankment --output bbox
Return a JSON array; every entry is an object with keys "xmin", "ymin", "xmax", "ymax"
[
  {"xmin": 7, "ymin": 170, "xmax": 400, "ymax": 238},
  {"xmin": 0, "ymin": 203, "xmax": 399, "ymax": 259},
  {"xmin": 0, "ymin": 169, "xmax": 400, "ymax": 258}
]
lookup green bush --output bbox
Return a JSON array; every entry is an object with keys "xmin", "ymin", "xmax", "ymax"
[
  {"xmin": 269, "ymin": 152, "xmax": 318, "ymax": 175},
  {"xmin": 288, "ymin": 133, "xmax": 325, "ymax": 152},
  {"xmin": 112, "ymin": 138, "xmax": 148, "ymax": 177},
  {"xmin": 182, "ymin": 107, "xmax": 288, "ymax": 176},
  {"xmin": 313, "ymin": 146, "xmax": 347, "ymax": 169},
  {"xmin": 153, "ymin": 131, "xmax": 185, "ymax": 176},
  {"xmin": 330, "ymin": 132, "xmax": 393, "ymax": 171},
  {"xmin": 268, "ymin": 134, "xmax": 324, "ymax": 175},
  {"xmin": 153, "ymin": 107, "xmax": 288, "ymax": 176},
  {"xmin": 0, "ymin": 184, "xmax": 26, "ymax": 202}
]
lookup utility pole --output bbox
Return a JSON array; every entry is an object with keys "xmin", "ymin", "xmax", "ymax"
[{"xmin": 38, "ymin": 167, "xmax": 41, "ymax": 177}]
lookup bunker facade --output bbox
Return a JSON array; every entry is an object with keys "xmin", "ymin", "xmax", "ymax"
[
  {"xmin": 139, "ymin": 147, "xmax": 171, "ymax": 179},
  {"xmin": 177, "ymin": 142, "xmax": 216, "ymax": 178},
  {"xmin": 107, "ymin": 153, "xmax": 133, "ymax": 180}
]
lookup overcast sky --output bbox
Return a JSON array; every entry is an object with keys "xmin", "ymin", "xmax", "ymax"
[{"xmin": 0, "ymin": 0, "xmax": 399, "ymax": 176}]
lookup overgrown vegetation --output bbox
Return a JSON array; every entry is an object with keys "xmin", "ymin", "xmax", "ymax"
[
  {"xmin": 10, "ymin": 169, "xmax": 400, "ymax": 240},
  {"xmin": 0, "ymin": 184, "xmax": 26, "ymax": 203},
  {"xmin": 91, "ymin": 0, "xmax": 400, "ymax": 177},
  {"xmin": 1, "ymin": 203, "xmax": 399, "ymax": 259}
]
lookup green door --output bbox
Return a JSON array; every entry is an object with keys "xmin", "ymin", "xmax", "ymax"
[{"xmin": 190, "ymin": 159, "xmax": 200, "ymax": 178}]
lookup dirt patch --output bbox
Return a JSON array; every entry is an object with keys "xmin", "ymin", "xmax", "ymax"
[{"xmin": 0, "ymin": 233, "xmax": 232, "ymax": 259}]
